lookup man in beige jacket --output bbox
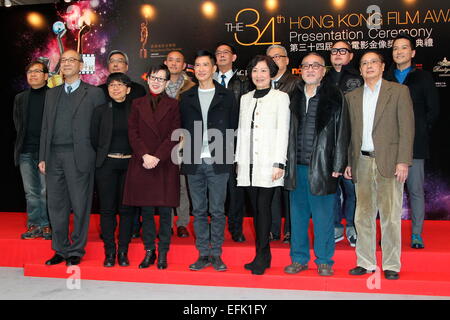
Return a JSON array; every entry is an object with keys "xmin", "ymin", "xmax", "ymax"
[{"xmin": 344, "ymin": 51, "xmax": 414, "ymax": 280}]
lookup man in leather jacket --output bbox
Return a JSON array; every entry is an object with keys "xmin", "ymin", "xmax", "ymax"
[
  {"xmin": 284, "ymin": 52, "xmax": 350, "ymax": 276},
  {"xmin": 324, "ymin": 41, "xmax": 363, "ymax": 247}
]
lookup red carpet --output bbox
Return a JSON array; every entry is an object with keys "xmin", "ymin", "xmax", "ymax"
[{"xmin": 1, "ymin": 212, "xmax": 450, "ymax": 296}]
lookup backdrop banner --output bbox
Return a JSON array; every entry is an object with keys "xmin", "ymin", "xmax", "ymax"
[{"xmin": 2, "ymin": 0, "xmax": 449, "ymax": 219}]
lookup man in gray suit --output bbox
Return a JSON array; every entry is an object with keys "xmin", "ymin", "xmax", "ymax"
[{"xmin": 39, "ymin": 49, "xmax": 105, "ymax": 266}]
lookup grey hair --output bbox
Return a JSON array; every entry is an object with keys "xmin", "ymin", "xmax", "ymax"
[{"xmin": 266, "ymin": 44, "xmax": 288, "ymax": 56}]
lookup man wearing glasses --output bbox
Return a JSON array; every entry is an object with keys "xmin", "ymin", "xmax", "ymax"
[
  {"xmin": 324, "ymin": 41, "xmax": 363, "ymax": 248},
  {"xmin": 284, "ymin": 52, "xmax": 350, "ymax": 276},
  {"xmin": 13, "ymin": 60, "xmax": 51, "ymax": 240},
  {"xmin": 99, "ymin": 50, "xmax": 146, "ymax": 101},
  {"xmin": 266, "ymin": 44, "xmax": 300, "ymax": 244},
  {"xmin": 345, "ymin": 51, "xmax": 414, "ymax": 280},
  {"xmin": 213, "ymin": 42, "xmax": 250, "ymax": 243},
  {"xmin": 39, "ymin": 49, "xmax": 106, "ymax": 266}
]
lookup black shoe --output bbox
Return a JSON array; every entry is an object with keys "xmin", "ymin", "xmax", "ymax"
[
  {"xmin": 210, "ymin": 256, "xmax": 227, "ymax": 272},
  {"xmin": 384, "ymin": 270, "xmax": 400, "ymax": 280},
  {"xmin": 244, "ymin": 260, "xmax": 256, "ymax": 271},
  {"xmin": 269, "ymin": 232, "xmax": 280, "ymax": 241},
  {"xmin": 282, "ymin": 232, "xmax": 291, "ymax": 244},
  {"xmin": 131, "ymin": 232, "xmax": 140, "ymax": 239},
  {"xmin": 45, "ymin": 254, "xmax": 65, "ymax": 266},
  {"xmin": 104, "ymin": 253, "xmax": 116, "ymax": 267},
  {"xmin": 139, "ymin": 249, "xmax": 156, "ymax": 269},
  {"xmin": 232, "ymin": 233, "xmax": 246, "ymax": 242},
  {"xmin": 349, "ymin": 266, "xmax": 374, "ymax": 275},
  {"xmin": 177, "ymin": 226, "xmax": 189, "ymax": 238},
  {"xmin": 66, "ymin": 256, "xmax": 82, "ymax": 266},
  {"xmin": 189, "ymin": 256, "xmax": 211, "ymax": 271},
  {"xmin": 117, "ymin": 252, "xmax": 129, "ymax": 267},
  {"xmin": 157, "ymin": 252, "xmax": 168, "ymax": 269}
]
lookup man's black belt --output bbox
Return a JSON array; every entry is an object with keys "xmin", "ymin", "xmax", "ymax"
[{"xmin": 361, "ymin": 150, "xmax": 375, "ymax": 157}]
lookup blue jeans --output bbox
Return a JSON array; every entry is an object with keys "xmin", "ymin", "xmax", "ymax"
[
  {"xmin": 19, "ymin": 152, "xmax": 49, "ymax": 228},
  {"xmin": 187, "ymin": 160, "xmax": 229, "ymax": 256},
  {"xmin": 334, "ymin": 176, "xmax": 356, "ymax": 229},
  {"xmin": 290, "ymin": 165, "xmax": 335, "ymax": 266}
]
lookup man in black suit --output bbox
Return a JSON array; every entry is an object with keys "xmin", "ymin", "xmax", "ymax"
[
  {"xmin": 213, "ymin": 42, "xmax": 250, "ymax": 243},
  {"xmin": 39, "ymin": 49, "xmax": 106, "ymax": 266},
  {"xmin": 13, "ymin": 60, "xmax": 51, "ymax": 240},
  {"xmin": 180, "ymin": 50, "xmax": 239, "ymax": 272},
  {"xmin": 98, "ymin": 50, "xmax": 146, "ymax": 101},
  {"xmin": 385, "ymin": 33, "xmax": 440, "ymax": 249}
]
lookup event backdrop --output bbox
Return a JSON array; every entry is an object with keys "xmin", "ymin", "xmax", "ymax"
[{"xmin": 2, "ymin": 0, "xmax": 449, "ymax": 219}]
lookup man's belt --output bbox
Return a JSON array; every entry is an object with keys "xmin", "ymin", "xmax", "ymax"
[
  {"xmin": 361, "ymin": 150, "xmax": 375, "ymax": 157},
  {"xmin": 107, "ymin": 153, "xmax": 132, "ymax": 159}
]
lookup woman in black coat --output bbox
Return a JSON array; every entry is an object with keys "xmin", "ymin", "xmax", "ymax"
[{"xmin": 91, "ymin": 72, "xmax": 135, "ymax": 268}]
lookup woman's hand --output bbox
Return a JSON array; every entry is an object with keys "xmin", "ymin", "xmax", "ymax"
[
  {"xmin": 272, "ymin": 168, "xmax": 285, "ymax": 181},
  {"xmin": 142, "ymin": 154, "xmax": 160, "ymax": 169}
]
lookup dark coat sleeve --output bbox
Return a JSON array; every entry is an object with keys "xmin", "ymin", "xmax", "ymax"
[{"xmin": 333, "ymin": 90, "xmax": 350, "ymax": 173}]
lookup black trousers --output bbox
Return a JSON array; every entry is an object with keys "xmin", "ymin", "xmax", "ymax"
[
  {"xmin": 95, "ymin": 157, "xmax": 134, "ymax": 254},
  {"xmin": 227, "ymin": 170, "xmax": 246, "ymax": 236},
  {"xmin": 141, "ymin": 206, "xmax": 172, "ymax": 253},
  {"xmin": 271, "ymin": 187, "xmax": 291, "ymax": 237},
  {"xmin": 246, "ymin": 186, "xmax": 276, "ymax": 267}
]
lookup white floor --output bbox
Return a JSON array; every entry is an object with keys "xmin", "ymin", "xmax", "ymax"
[{"xmin": 0, "ymin": 267, "xmax": 448, "ymax": 300}]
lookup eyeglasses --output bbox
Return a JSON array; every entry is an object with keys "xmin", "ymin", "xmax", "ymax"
[
  {"xmin": 215, "ymin": 50, "xmax": 232, "ymax": 56},
  {"xmin": 148, "ymin": 75, "xmax": 167, "ymax": 83},
  {"xmin": 330, "ymin": 48, "xmax": 351, "ymax": 55},
  {"xmin": 26, "ymin": 69, "xmax": 44, "ymax": 74},
  {"xmin": 300, "ymin": 63, "xmax": 325, "ymax": 70},
  {"xmin": 60, "ymin": 57, "xmax": 81, "ymax": 64},
  {"xmin": 109, "ymin": 58, "xmax": 127, "ymax": 64},
  {"xmin": 360, "ymin": 59, "xmax": 381, "ymax": 67},
  {"xmin": 269, "ymin": 54, "xmax": 287, "ymax": 60},
  {"xmin": 108, "ymin": 83, "xmax": 127, "ymax": 89}
]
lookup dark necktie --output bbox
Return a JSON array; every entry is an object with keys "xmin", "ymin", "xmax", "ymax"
[
  {"xmin": 67, "ymin": 85, "xmax": 72, "ymax": 94},
  {"xmin": 220, "ymin": 74, "xmax": 226, "ymax": 87}
]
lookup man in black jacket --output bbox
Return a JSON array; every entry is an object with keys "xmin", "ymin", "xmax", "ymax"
[
  {"xmin": 213, "ymin": 42, "xmax": 250, "ymax": 243},
  {"xmin": 180, "ymin": 50, "xmax": 239, "ymax": 271},
  {"xmin": 324, "ymin": 41, "xmax": 363, "ymax": 248},
  {"xmin": 284, "ymin": 53, "xmax": 350, "ymax": 276},
  {"xmin": 13, "ymin": 60, "xmax": 51, "ymax": 240},
  {"xmin": 385, "ymin": 33, "xmax": 440, "ymax": 249},
  {"xmin": 266, "ymin": 44, "xmax": 301, "ymax": 243}
]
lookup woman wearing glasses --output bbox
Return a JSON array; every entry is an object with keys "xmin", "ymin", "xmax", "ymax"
[
  {"xmin": 235, "ymin": 55, "xmax": 290, "ymax": 275},
  {"xmin": 122, "ymin": 64, "xmax": 181, "ymax": 269},
  {"xmin": 90, "ymin": 72, "xmax": 136, "ymax": 268}
]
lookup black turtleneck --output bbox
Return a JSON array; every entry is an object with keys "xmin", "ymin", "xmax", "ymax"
[
  {"xmin": 23, "ymin": 85, "xmax": 47, "ymax": 153},
  {"xmin": 109, "ymin": 100, "xmax": 132, "ymax": 154},
  {"xmin": 253, "ymin": 87, "xmax": 271, "ymax": 99}
]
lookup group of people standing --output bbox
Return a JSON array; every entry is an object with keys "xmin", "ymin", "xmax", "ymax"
[{"xmin": 13, "ymin": 32, "xmax": 439, "ymax": 280}]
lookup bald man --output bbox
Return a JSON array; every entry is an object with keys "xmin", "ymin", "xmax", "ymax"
[{"xmin": 39, "ymin": 49, "xmax": 106, "ymax": 266}]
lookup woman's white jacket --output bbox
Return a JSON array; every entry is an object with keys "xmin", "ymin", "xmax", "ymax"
[{"xmin": 235, "ymin": 89, "xmax": 290, "ymax": 188}]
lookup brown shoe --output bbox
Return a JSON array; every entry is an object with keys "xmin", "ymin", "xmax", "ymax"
[
  {"xmin": 21, "ymin": 226, "xmax": 42, "ymax": 239},
  {"xmin": 177, "ymin": 226, "xmax": 189, "ymax": 238},
  {"xmin": 284, "ymin": 262, "xmax": 308, "ymax": 274},
  {"xmin": 318, "ymin": 264, "xmax": 334, "ymax": 276},
  {"xmin": 42, "ymin": 226, "xmax": 52, "ymax": 240}
]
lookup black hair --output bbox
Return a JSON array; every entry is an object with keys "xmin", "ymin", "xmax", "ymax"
[
  {"xmin": 194, "ymin": 50, "xmax": 216, "ymax": 65},
  {"xmin": 332, "ymin": 41, "xmax": 352, "ymax": 51},
  {"xmin": 147, "ymin": 64, "xmax": 170, "ymax": 81},
  {"xmin": 26, "ymin": 60, "xmax": 49, "ymax": 74},
  {"xmin": 106, "ymin": 72, "xmax": 132, "ymax": 87},
  {"xmin": 215, "ymin": 42, "xmax": 236, "ymax": 54},
  {"xmin": 360, "ymin": 50, "xmax": 385, "ymax": 65},
  {"xmin": 393, "ymin": 32, "xmax": 416, "ymax": 50},
  {"xmin": 247, "ymin": 55, "xmax": 279, "ymax": 79}
]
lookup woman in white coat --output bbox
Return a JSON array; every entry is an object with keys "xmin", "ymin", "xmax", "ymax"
[{"xmin": 235, "ymin": 55, "xmax": 290, "ymax": 275}]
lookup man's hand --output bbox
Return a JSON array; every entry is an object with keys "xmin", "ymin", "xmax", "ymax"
[
  {"xmin": 38, "ymin": 161, "xmax": 46, "ymax": 175},
  {"xmin": 344, "ymin": 166, "xmax": 352, "ymax": 180},
  {"xmin": 395, "ymin": 163, "xmax": 409, "ymax": 183},
  {"xmin": 332, "ymin": 172, "xmax": 342, "ymax": 178}
]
